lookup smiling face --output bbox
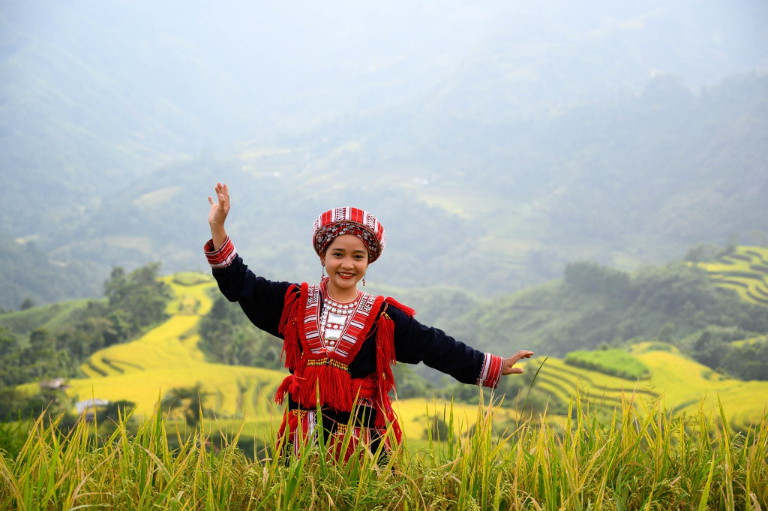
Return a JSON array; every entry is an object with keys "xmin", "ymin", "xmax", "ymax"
[{"xmin": 320, "ymin": 234, "xmax": 369, "ymax": 300}]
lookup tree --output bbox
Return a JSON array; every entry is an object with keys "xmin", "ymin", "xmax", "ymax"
[
  {"xmin": 659, "ymin": 323, "xmax": 676, "ymax": 343},
  {"xmin": 161, "ymin": 383, "xmax": 209, "ymax": 427},
  {"xmin": 20, "ymin": 297, "xmax": 35, "ymax": 310}
]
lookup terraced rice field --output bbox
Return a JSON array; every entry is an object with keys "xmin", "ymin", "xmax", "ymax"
[
  {"xmin": 695, "ymin": 245, "xmax": 768, "ymax": 307},
  {"xmin": 524, "ymin": 341, "xmax": 768, "ymax": 431},
  {"xmin": 57, "ymin": 273, "xmax": 481, "ymax": 441},
  {"xmin": 67, "ymin": 275, "xmax": 286, "ymax": 431},
  {"xmin": 21, "ymin": 264, "xmax": 768, "ymax": 437}
]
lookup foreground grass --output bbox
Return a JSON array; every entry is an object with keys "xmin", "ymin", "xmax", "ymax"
[{"xmin": 1, "ymin": 393, "xmax": 767, "ymax": 510}]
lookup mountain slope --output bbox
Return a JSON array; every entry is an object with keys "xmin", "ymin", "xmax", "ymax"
[{"xmin": 0, "ymin": 231, "xmax": 101, "ymax": 310}]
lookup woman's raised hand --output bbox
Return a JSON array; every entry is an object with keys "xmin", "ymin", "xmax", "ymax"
[
  {"xmin": 207, "ymin": 183, "xmax": 230, "ymax": 250},
  {"xmin": 502, "ymin": 350, "xmax": 534, "ymax": 375},
  {"xmin": 208, "ymin": 182, "xmax": 230, "ymax": 227}
]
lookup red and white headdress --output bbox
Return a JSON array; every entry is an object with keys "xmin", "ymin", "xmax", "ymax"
[{"xmin": 312, "ymin": 207, "xmax": 386, "ymax": 263}]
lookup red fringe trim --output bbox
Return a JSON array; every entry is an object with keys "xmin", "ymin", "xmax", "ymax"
[
  {"xmin": 274, "ymin": 375, "xmax": 293, "ymax": 405},
  {"xmin": 376, "ymin": 313, "xmax": 396, "ymax": 395},
  {"xmin": 295, "ymin": 361, "xmax": 353, "ymax": 411},
  {"xmin": 276, "ymin": 288, "xmax": 407, "ymax": 446},
  {"xmin": 278, "ymin": 284, "xmax": 304, "ymax": 371},
  {"xmin": 384, "ymin": 297, "xmax": 416, "ymax": 317},
  {"xmin": 374, "ymin": 311, "xmax": 402, "ymax": 442}
]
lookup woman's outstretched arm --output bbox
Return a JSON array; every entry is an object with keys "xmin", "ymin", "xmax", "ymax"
[
  {"xmin": 203, "ymin": 182, "xmax": 293, "ymax": 338},
  {"xmin": 389, "ymin": 305, "xmax": 533, "ymax": 388},
  {"xmin": 208, "ymin": 182, "xmax": 229, "ymax": 249}
]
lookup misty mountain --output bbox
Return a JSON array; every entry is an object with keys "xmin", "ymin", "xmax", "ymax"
[
  {"xmin": 2, "ymin": 0, "xmax": 767, "ymax": 304},
  {"xmin": 27, "ymin": 72, "xmax": 764, "ymax": 303},
  {"xmin": 2, "ymin": 0, "xmax": 766, "ymax": 236},
  {"xmin": 0, "ymin": 231, "xmax": 100, "ymax": 311}
]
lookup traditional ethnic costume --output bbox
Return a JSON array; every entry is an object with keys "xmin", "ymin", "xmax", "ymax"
[{"xmin": 204, "ymin": 207, "xmax": 504, "ymax": 457}]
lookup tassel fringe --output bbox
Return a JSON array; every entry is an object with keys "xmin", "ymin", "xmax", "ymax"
[
  {"xmin": 276, "ymin": 288, "xmax": 408, "ymax": 446},
  {"xmin": 384, "ymin": 296, "xmax": 416, "ymax": 317},
  {"xmin": 295, "ymin": 361, "xmax": 353, "ymax": 411},
  {"xmin": 278, "ymin": 284, "xmax": 304, "ymax": 371},
  {"xmin": 376, "ymin": 312, "xmax": 396, "ymax": 394}
]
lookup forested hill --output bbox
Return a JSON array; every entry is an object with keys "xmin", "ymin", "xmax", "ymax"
[
  {"xmin": 2, "ymin": 0, "xmax": 768, "ymax": 307},
  {"xmin": 33, "ymin": 72, "xmax": 768, "ymax": 304},
  {"xmin": 408, "ymin": 251, "xmax": 768, "ymax": 383},
  {"xmin": 0, "ymin": 231, "xmax": 101, "ymax": 311}
]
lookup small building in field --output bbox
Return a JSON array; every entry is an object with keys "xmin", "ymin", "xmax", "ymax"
[{"xmin": 75, "ymin": 398, "xmax": 110, "ymax": 421}]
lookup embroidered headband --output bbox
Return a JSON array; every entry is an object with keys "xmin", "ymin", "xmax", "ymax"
[{"xmin": 312, "ymin": 207, "xmax": 386, "ymax": 263}]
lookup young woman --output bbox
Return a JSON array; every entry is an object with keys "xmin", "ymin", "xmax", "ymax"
[{"xmin": 205, "ymin": 182, "xmax": 533, "ymax": 455}]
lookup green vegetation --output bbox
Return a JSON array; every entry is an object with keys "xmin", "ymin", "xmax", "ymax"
[
  {"xmin": 447, "ymin": 259, "xmax": 768, "ymax": 362},
  {"xmin": 0, "ymin": 264, "xmax": 172, "ymax": 420},
  {"xmin": 695, "ymin": 246, "xmax": 768, "ymax": 308},
  {"xmin": 0, "ymin": 299, "xmax": 93, "ymax": 342},
  {"xmin": 6, "ymin": 70, "xmax": 768, "ymax": 309},
  {"xmin": 1, "ymin": 393, "xmax": 766, "ymax": 509},
  {"xmin": 0, "ymin": 231, "xmax": 102, "ymax": 311},
  {"xmin": 197, "ymin": 296, "xmax": 284, "ymax": 369},
  {"xmin": 683, "ymin": 327, "xmax": 768, "ymax": 381},
  {"xmin": 172, "ymin": 272, "xmax": 213, "ymax": 287},
  {"xmin": 564, "ymin": 349, "xmax": 650, "ymax": 380}
]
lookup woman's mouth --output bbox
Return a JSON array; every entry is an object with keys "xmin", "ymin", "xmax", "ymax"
[{"xmin": 337, "ymin": 272, "xmax": 355, "ymax": 280}]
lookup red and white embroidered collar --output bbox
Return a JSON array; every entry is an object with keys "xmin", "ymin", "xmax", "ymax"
[{"xmin": 301, "ymin": 278, "xmax": 378, "ymax": 363}]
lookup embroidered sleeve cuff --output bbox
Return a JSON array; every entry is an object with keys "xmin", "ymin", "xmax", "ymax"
[
  {"xmin": 204, "ymin": 237, "xmax": 237, "ymax": 269},
  {"xmin": 477, "ymin": 353, "xmax": 503, "ymax": 389}
]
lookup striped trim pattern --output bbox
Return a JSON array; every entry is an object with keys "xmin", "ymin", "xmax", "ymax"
[
  {"xmin": 476, "ymin": 353, "xmax": 503, "ymax": 389},
  {"xmin": 312, "ymin": 207, "xmax": 386, "ymax": 263},
  {"xmin": 301, "ymin": 279, "xmax": 378, "ymax": 360},
  {"xmin": 204, "ymin": 237, "xmax": 237, "ymax": 269}
]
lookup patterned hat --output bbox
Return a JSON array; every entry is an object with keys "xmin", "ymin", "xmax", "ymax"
[{"xmin": 312, "ymin": 207, "xmax": 386, "ymax": 263}]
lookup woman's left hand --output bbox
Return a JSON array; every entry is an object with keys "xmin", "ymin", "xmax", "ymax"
[{"xmin": 502, "ymin": 350, "xmax": 534, "ymax": 375}]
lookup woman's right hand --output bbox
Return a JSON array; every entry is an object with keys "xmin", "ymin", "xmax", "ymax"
[{"xmin": 208, "ymin": 182, "xmax": 230, "ymax": 227}]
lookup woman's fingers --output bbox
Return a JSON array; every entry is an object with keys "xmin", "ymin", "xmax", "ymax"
[
  {"xmin": 208, "ymin": 196, "xmax": 214, "ymax": 206},
  {"xmin": 512, "ymin": 350, "xmax": 534, "ymax": 362},
  {"xmin": 502, "ymin": 350, "xmax": 534, "ymax": 376},
  {"xmin": 215, "ymin": 183, "xmax": 229, "ymax": 204}
]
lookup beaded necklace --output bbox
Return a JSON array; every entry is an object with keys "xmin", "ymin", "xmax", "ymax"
[{"xmin": 319, "ymin": 287, "xmax": 362, "ymax": 352}]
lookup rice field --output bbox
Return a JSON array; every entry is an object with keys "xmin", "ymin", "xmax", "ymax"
[
  {"xmin": 5, "ymin": 271, "xmax": 768, "ymax": 508},
  {"xmin": 32, "ymin": 274, "xmax": 483, "ymax": 442},
  {"xmin": 1, "ymin": 390, "xmax": 766, "ymax": 510},
  {"xmin": 526, "ymin": 342, "xmax": 768, "ymax": 432},
  {"xmin": 695, "ymin": 245, "xmax": 768, "ymax": 307},
  {"xmin": 21, "ymin": 270, "xmax": 765, "ymax": 441}
]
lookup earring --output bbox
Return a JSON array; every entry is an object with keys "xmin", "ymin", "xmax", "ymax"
[
  {"xmin": 321, "ymin": 264, "xmax": 325, "ymax": 280},
  {"xmin": 362, "ymin": 275, "xmax": 366, "ymax": 286}
]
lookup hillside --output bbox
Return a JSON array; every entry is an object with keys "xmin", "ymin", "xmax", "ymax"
[
  {"xmin": 14, "ymin": 73, "xmax": 762, "ymax": 309},
  {"xmin": 3, "ymin": 257, "xmax": 767, "ymax": 447},
  {"xmin": 3, "ymin": 0, "xmax": 765, "ymax": 238},
  {"xmin": 522, "ymin": 343, "xmax": 768, "ymax": 432},
  {"xmin": 3, "ymin": 0, "xmax": 768, "ymax": 307},
  {"xmin": 13, "ymin": 272, "xmax": 486, "ymax": 441},
  {"xmin": 0, "ymin": 298, "xmax": 92, "ymax": 343},
  {"xmin": 0, "ymin": 230, "xmax": 102, "ymax": 311},
  {"xmin": 695, "ymin": 245, "xmax": 768, "ymax": 307},
  {"xmin": 438, "ymin": 255, "xmax": 768, "ymax": 360},
  {"xmin": 9, "ymin": 270, "xmax": 765, "ymax": 439}
]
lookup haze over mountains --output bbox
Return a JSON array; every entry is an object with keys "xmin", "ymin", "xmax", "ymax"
[{"xmin": 1, "ymin": 0, "xmax": 767, "ymax": 309}]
